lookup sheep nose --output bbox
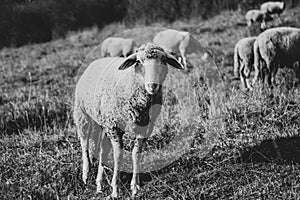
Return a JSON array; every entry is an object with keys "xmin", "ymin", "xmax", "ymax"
[{"xmin": 145, "ymin": 83, "xmax": 160, "ymax": 94}]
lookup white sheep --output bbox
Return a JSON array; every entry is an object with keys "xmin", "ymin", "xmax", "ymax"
[
  {"xmin": 101, "ymin": 37, "xmax": 138, "ymax": 57},
  {"xmin": 260, "ymin": 1, "xmax": 285, "ymax": 18},
  {"xmin": 252, "ymin": 27, "xmax": 300, "ymax": 86},
  {"xmin": 153, "ymin": 29, "xmax": 190, "ymax": 69},
  {"xmin": 73, "ymin": 43, "xmax": 184, "ymax": 199},
  {"xmin": 245, "ymin": 9, "xmax": 270, "ymax": 29},
  {"xmin": 233, "ymin": 37, "xmax": 257, "ymax": 90}
]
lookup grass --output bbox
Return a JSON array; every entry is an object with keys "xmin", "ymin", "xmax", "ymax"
[{"xmin": 1, "ymin": 7, "xmax": 300, "ymax": 200}]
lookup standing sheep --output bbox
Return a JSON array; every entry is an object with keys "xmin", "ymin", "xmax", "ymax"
[
  {"xmin": 260, "ymin": 1, "xmax": 285, "ymax": 18},
  {"xmin": 153, "ymin": 29, "xmax": 190, "ymax": 69},
  {"xmin": 252, "ymin": 27, "xmax": 300, "ymax": 86},
  {"xmin": 245, "ymin": 9, "xmax": 271, "ymax": 29},
  {"xmin": 74, "ymin": 43, "xmax": 184, "ymax": 199},
  {"xmin": 101, "ymin": 37, "xmax": 138, "ymax": 57},
  {"xmin": 233, "ymin": 37, "xmax": 257, "ymax": 90}
]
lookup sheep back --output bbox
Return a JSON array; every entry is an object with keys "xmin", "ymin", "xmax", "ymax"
[
  {"xmin": 101, "ymin": 38, "xmax": 135, "ymax": 57},
  {"xmin": 153, "ymin": 30, "xmax": 189, "ymax": 53},
  {"xmin": 75, "ymin": 57, "xmax": 157, "ymax": 131},
  {"xmin": 256, "ymin": 27, "xmax": 300, "ymax": 66},
  {"xmin": 235, "ymin": 37, "xmax": 256, "ymax": 61},
  {"xmin": 245, "ymin": 10, "xmax": 264, "ymax": 23},
  {"xmin": 234, "ymin": 37, "xmax": 256, "ymax": 77},
  {"xmin": 75, "ymin": 57, "xmax": 166, "ymax": 163}
]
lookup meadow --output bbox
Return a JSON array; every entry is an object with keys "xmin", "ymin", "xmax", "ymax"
[{"xmin": 1, "ymin": 6, "xmax": 300, "ymax": 200}]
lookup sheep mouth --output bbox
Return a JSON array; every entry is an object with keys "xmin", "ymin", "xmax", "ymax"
[{"xmin": 145, "ymin": 83, "xmax": 161, "ymax": 95}]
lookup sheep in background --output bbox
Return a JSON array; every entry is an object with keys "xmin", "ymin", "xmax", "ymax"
[
  {"xmin": 153, "ymin": 29, "xmax": 190, "ymax": 69},
  {"xmin": 101, "ymin": 37, "xmax": 137, "ymax": 57},
  {"xmin": 233, "ymin": 37, "xmax": 257, "ymax": 90},
  {"xmin": 252, "ymin": 27, "xmax": 300, "ymax": 86},
  {"xmin": 74, "ymin": 43, "xmax": 184, "ymax": 199},
  {"xmin": 261, "ymin": 1, "xmax": 285, "ymax": 18},
  {"xmin": 245, "ymin": 9, "xmax": 271, "ymax": 29}
]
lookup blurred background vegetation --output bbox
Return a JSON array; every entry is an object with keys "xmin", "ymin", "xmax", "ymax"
[{"xmin": 0, "ymin": 0, "xmax": 299, "ymax": 49}]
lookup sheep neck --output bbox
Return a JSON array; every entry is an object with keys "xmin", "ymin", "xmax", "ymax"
[{"xmin": 128, "ymin": 80, "xmax": 162, "ymax": 127}]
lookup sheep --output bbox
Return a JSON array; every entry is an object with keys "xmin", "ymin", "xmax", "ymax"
[
  {"xmin": 252, "ymin": 27, "xmax": 300, "ymax": 86},
  {"xmin": 73, "ymin": 43, "xmax": 184, "ymax": 199},
  {"xmin": 233, "ymin": 37, "xmax": 257, "ymax": 90},
  {"xmin": 101, "ymin": 37, "xmax": 138, "ymax": 57},
  {"xmin": 260, "ymin": 1, "xmax": 285, "ymax": 18},
  {"xmin": 153, "ymin": 29, "xmax": 190, "ymax": 70},
  {"xmin": 245, "ymin": 9, "xmax": 271, "ymax": 29}
]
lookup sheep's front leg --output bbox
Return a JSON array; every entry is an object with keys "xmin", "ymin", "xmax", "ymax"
[
  {"xmin": 109, "ymin": 132, "xmax": 123, "ymax": 199},
  {"xmin": 271, "ymin": 66, "xmax": 278, "ymax": 86},
  {"xmin": 96, "ymin": 134, "xmax": 112, "ymax": 193},
  {"xmin": 131, "ymin": 137, "xmax": 146, "ymax": 197}
]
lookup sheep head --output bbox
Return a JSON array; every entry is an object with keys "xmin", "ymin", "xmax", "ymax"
[{"xmin": 118, "ymin": 43, "xmax": 184, "ymax": 95}]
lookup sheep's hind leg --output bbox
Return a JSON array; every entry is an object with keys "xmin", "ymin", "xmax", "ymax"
[
  {"xmin": 244, "ymin": 63, "xmax": 253, "ymax": 90},
  {"xmin": 240, "ymin": 65, "xmax": 248, "ymax": 90},
  {"xmin": 107, "ymin": 128, "xmax": 124, "ymax": 199},
  {"xmin": 131, "ymin": 137, "xmax": 146, "ymax": 198},
  {"xmin": 271, "ymin": 66, "xmax": 278, "ymax": 86},
  {"xmin": 96, "ymin": 133, "xmax": 112, "ymax": 193},
  {"xmin": 74, "ymin": 108, "xmax": 92, "ymax": 184}
]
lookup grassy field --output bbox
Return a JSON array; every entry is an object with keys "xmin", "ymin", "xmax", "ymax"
[{"xmin": 1, "ymin": 8, "xmax": 300, "ymax": 200}]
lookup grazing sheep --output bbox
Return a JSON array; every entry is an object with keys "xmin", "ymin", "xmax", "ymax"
[
  {"xmin": 101, "ymin": 37, "xmax": 137, "ymax": 57},
  {"xmin": 260, "ymin": 1, "xmax": 285, "ymax": 18},
  {"xmin": 233, "ymin": 37, "xmax": 257, "ymax": 90},
  {"xmin": 245, "ymin": 9, "xmax": 271, "ymax": 29},
  {"xmin": 74, "ymin": 43, "xmax": 184, "ymax": 199},
  {"xmin": 252, "ymin": 27, "xmax": 300, "ymax": 86},
  {"xmin": 153, "ymin": 29, "xmax": 190, "ymax": 69}
]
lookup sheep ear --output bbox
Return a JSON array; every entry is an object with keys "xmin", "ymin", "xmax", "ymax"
[
  {"xmin": 118, "ymin": 53, "xmax": 137, "ymax": 70},
  {"xmin": 165, "ymin": 52, "xmax": 184, "ymax": 70}
]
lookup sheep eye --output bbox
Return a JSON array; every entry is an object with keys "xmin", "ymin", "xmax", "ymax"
[
  {"xmin": 135, "ymin": 60, "xmax": 140, "ymax": 65},
  {"xmin": 134, "ymin": 61, "xmax": 142, "ymax": 68}
]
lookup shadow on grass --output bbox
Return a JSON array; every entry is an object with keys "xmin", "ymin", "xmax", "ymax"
[
  {"xmin": 241, "ymin": 136, "xmax": 300, "ymax": 163},
  {"xmin": 100, "ymin": 136, "xmax": 300, "ymax": 188},
  {"xmin": 0, "ymin": 102, "xmax": 72, "ymax": 136},
  {"xmin": 118, "ymin": 136, "xmax": 300, "ymax": 186}
]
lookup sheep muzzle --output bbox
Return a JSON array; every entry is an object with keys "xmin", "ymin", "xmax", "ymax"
[{"xmin": 145, "ymin": 83, "xmax": 161, "ymax": 95}]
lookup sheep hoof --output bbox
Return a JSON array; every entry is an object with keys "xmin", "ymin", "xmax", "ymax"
[
  {"xmin": 96, "ymin": 187, "xmax": 103, "ymax": 194},
  {"xmin": 128, "ymin": 195, "xmax": 138, "ymax": 200},
  {"xmin": 82, "ymin": 175, "xmax": 88, "ymax": 184},
  {"xmin": 130, "ymin": 184, "xmax": 140, "ymax": 198},
  {"xmin": 131, "ymin": 193, "xmax": 138, "ymax": 199},
  {"xmin": 104, "ymin": 195, "xmax": 118, "ymax": 200}
]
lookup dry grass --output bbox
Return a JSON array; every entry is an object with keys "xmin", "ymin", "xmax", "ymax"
[{"xmin": 1, "ymin": 7, "xmax": 300, "ymax": 200}]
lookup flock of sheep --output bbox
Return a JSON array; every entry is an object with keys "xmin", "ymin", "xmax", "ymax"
[
  {"xmin": 235, "ymin": 1, "xmax": 300, "ymax": 90},
  {"xmin": 73, "ymin": 1, "xmax": 299, "ymax": 199},
  {"xmin": 100, "ymin": 29, "xmax": 191, "ymax": 70},
  {"xmin": 245, "ymin": 1, "xmax": 285, "ymax": 29}
]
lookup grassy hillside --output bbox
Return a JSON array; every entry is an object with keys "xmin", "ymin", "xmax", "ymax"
[{"xmin": 1, "ymin": 7, "xmax": 300, "ymax": 199}]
